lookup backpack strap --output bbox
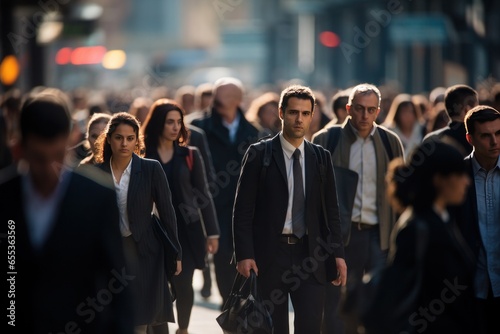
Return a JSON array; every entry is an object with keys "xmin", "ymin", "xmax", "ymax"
[
  {"xmin": 326, "ymin": 126, "xmax": 342, "ymax": 155},
  {"xmin": 259, "ymin": 139, "xmax": 273, "ymax": 191},
  {"xmin": 377, "ymin": 128, "xmax": 394, "ymax": 161},
  {"xmin": 185, "ymin": 147, "xmax": 194, "ymax": 172}
]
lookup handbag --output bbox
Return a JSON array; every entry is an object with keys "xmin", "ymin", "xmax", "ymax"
[
  {"xmin": 151, "ymin": 214, "xmax": 179, "ymax": 281},
  {"xmin": 216, "ymin": 270, "xmax": 273, "ymax": 334}
]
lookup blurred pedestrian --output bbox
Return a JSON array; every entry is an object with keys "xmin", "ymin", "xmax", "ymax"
[
  {"xmin": 80, "ymin": 113, "xmax": 111, "ymax": 165},
  {"xmin": 175, "ymin": 85, "xmax": 196, "ymax": 115},
  {"xmin": 191, "ymin": 77, "xmax": 260, "ymax": 308},
  {"xmin": 313, "ymin": 83, "xmax": 404, "ymax": 334},
  {"xmin": 369, "ymin": 140, "xmax": 480, "ymax": 333},
  {"xmin": 233, "ymin": 85, "xmax": 347, "ymax": 334},
  {"xmin": 194, "ymin": 82, "xmax": 213, "ymax": 112},
  {"xmin": 424, "ymin": 85, "xmax": 479, "ymax": 156},
  {"xmin": 0, "ymin": 90, "xmax": 133, "ymax": 333},
  {"xmin": 246, "ymin": 91, "xmax": 281, "ymax": 135},
  {"xmin": 331, "ymin": 89, "xmax": 350, "ymax": 125},
  {"xmin": 306, "ymin": 90, "xmax": 332, "ymax": 140},
  {"xmin": 457, "ymin": 105, "xmax": 500, "ymax": 333},
  {"xmin": 129, "ymin": 97, "xmax": 153, "ymax": 125},
  {"xmin": 142, "ymin": 99, "xmax": 220, "ymax": 334},
  {"xmin": 94, "ymin": 112, "xmax": 181, "ymax": 334},
  {"xmin": 384, "ymin": 93, "xmax": 425, "ymax": 159}
]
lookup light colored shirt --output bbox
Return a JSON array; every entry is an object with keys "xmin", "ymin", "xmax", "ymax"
[
  {"xmin": 22, "ymin": 169, "xmax": 71, "ymax": 250},
  {"xmin": 279, "ymin": 133, "xmax": 306, "ymax": 234},
  {"xmin": 110, "ymin": 157, "xmax": 133, "ymax": 237},
  {"xmin": 349, "ymin": 123, "xmax": 378, "ymax": 225},
  {"xmin": 222, "ymin": 112, "xmax": 241, "ymax": 143},
  {"xmin": 471, "ymin": 154, "xmax": 500, "ymax": 299},
  {"xmin": 390, "ymin": 123, "xmax": 424, "ymax": 160}
]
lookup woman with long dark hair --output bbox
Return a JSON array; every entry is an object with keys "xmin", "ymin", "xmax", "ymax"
[
  {"xmin": 142, "ymin": 99, "xmax": 219, "ymax": 334},
  {"xmin": 94, "ymin": 112, "xmax": 181, "ymax": 334},
  {"xmin": 80, "ymin": 112, "xmax": 111, "ymax": 165},
  {"xmin": 364, "ymin": 140, "xmax": 481, "ymax": 333}
]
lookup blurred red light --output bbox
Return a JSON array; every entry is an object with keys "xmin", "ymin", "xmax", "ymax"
[
  {"xmin": 70, "ymin": 46, "xmax": 107, "ymax": 65},
  {"xmin": 55, "ymin": 47, "xmax": 72, "ymax": 65},
  {"xmin": 319, "ymin": 31, "xmax": 341, "ymax": 48}
]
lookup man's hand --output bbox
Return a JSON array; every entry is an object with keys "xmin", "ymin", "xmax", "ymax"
[
  {"xmin": 206, "ymin": 238, "xmax": 219, "ymax": 254},
  {"xmin": 331, "ymin": 258, "xmax": 347, "ymax": 286},
  {"xmin": 174, "ymin": 260, "xmax": 182, "ymax": 276},
  {"xmin": 236, "ymin": 259, "xmax": 258, "ymax": 278}
]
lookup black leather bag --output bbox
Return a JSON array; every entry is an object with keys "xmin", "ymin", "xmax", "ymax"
[
  {"xmin": 151, "ymin": 214, "xmax": 179, "ymax": 281},
  {"xmin": 216, "ymin": 270, "xmax": 273, "ymax": 334}
]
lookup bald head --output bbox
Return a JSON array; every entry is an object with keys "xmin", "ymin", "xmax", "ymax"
[{"xmin": 212, "ymin": 77, "xmax": 244, "ymax": 121}]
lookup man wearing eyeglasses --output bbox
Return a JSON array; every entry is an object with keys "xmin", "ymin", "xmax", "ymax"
[{"xmin": 313, "ymin": 83, "xmax": 404, "ymax": 333}]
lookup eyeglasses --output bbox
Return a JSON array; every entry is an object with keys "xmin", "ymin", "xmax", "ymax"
[{"xmin": 352, "ymin": 104, "xmax": 378, "ymax": 115}]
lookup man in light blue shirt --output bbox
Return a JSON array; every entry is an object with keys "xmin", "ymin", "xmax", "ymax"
[{"xmin": 461, "ymin": 105, "xmax": 500, "ymax": 333}]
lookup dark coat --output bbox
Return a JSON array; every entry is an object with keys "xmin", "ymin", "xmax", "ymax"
[
  {"xmin": 147, "ymin": 144, "xmax": 219, "ymax": 269},
  {"xmin": 388, "ymin": 208, "xmax": 480, "ymax": 333},
  {"xmin": 0, "ymin": 164, "xmax": 133, "ymax": 334},
  {"xmin": 233, "ymin": 135, "xmax": 345, "ymax": 284},
  {"xmin": 423, "ymin": 121, "xmax": 473, "ymax": 156},
  {"xmin": 191, "ymin": 108, "xmax": 259, "ymax": 250}
]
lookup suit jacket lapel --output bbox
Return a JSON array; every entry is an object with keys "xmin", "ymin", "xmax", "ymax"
[
  {"xmin": 127, "ymin": 154, "xmax": 142, "ymax": 216},
  {"xmin": 272, "ymin": 136, "xmax": 287, "ymax": 184}
]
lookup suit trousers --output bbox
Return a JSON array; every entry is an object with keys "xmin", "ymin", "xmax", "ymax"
[
  {"xmin": 258, "ymin": 237, "xmax": 326, "ymax": 334},
  {"xmin": 323, "ymin": 224, "xmax": 387, "ymax": 334}
]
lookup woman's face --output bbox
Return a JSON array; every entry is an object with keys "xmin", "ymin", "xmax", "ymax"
[
  {"xmin": 397, "ymin": 103, "xmax": 417, "ymax": 130},
  {"xmin": 435, "ymin": 173, "xmax": 470, "ymax": 206},
  {"xmin": 107, "ymin": 124, "xmax": 137, "ymax": 160},
  {"xmin": 88, "ymin": 122, "xmax": 107, "ymax": 154},
  {"xmin": 259, "ymin": 103, "xmax": 280, "ymax": 132},
  {"xmin": 162, "ymin": 110, "xmax": 182, "ymax": 142}
]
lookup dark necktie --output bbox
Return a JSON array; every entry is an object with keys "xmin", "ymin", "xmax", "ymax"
[{"xmin": 292, "ymin": 149, "xmax": 305, "ymax": 238}]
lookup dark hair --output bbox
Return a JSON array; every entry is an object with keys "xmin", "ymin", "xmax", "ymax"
[
  {"xmin": 246, "ymin": 92, "xmax": 280, "ymax": 124},
  {"xmin": 279, "ymin": 85, "xmax": 315, "ymax": 112},
  {"xmin": 444, "ymin": 84, "xmax": 478, "ymax": 118},
  {"xmin": 20, "ymin": 91, "xmax": 71, "ymax": 142},
  {"xmin": 331, "ymin": 90, "xmax": 349, "ymax": 116},
  {"xmin": 141, "ymin": 99, "xmax": 189, "ymax": 155},
  {"xmin": 94, "ymin": 112, "xmax": 144, "ymax": 163},
  {"xmin": 387, "ymin": 140, "xmax": 467, "ymax": 213},
  {"xmin": 465, "ymin": 105, "xmax": 500, "ymax": 135}
]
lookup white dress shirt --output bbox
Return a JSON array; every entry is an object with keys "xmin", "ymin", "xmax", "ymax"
[
  {"xmin": 22, "ymin": 169, "xmax": 71, "ymax": 250},
  {"xmin": 110, "ymin": 157, "xmax": 133, "ymax": 237},
  {"xmin": 279, "ymin": 133, "xmax": 306, "ymax": 234},
  {"xmin": 349, "ymin": 123, "xmax": 378, "ymax": 225}
]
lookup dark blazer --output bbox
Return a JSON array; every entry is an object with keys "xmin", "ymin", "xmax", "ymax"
[
  {"xmin": 191, "ymin": 108, "xmax": 259, "ymax": 248},
  {"xmin": 188, "ymin": 124, "xmax": 216, "ymax": 184},
  {"xmin": 98, "ymin": 154, "xmax": 181, "ymax": 259},
  {"xmin": 0, "ymin": 164, "xmax": 133, "ymax": 334},
  {"xmin": 455, "ymin": 155, "xmax": 482, "ymax": 258},
  {"xmin": 423, "ymin": 121, "xmax": 472, "ymax": 156},
  {"xmin": 147, "ymin": 144, "xmax": 219, "ymax": 269},
  {"xmin": 233, "ymin": 135, "xmax": 345, "ymax": 284},
  {"xmin": 387, "ymin": 208, "xmax": 480, "ymax": 333}
]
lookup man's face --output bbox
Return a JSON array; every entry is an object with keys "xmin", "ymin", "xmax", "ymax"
[
  {"xmin": 467, "ymin": 118, "xmax": 500, "ymax": 162},
  {"xmin": 346, "ymin": 93, "xmax": 380, "ymax": 133},
  {"xmin": 279, "ymin": 97, "xmax": 314, "ymax": 141},
  {"xmin": 22, "ymin": 135, "xmax": 68, "ymax": 192},
  {"xmin": 213, "ymin": 84, "xmax": 242, "ymax": 116}
]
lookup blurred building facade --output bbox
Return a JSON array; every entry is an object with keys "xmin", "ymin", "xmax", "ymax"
[{"xmin": 1, "ymin": 0, "xmax": 499, "ymax": 93}]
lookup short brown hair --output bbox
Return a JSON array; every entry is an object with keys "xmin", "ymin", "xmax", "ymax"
[
  {"xmin": 464, "ymin": 105, "xmax": 500, "ymax": 135},
  {"xmin": 279, "ymin": 85, "xmax": 315, "ymax": 113}
]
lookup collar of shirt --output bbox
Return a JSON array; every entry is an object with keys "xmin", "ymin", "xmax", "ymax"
[
  {"xmin": 471, "ymin": 152, "xmax": 500, "ymax": 175},
  {"xmin": 110, "ymin": 156, "xmax": 133, "ymax": 184},
  {"xmin": 222, "ymin": 112, "xmax": 241, "ymax": 132},
  {"xmin": 433, "ymin": 204, "xmax": 450, "ymax": 223},
  {"xmin": 348, "ymin": 120, "xmax": 377, "ymax": 139},
  {"xmin": 279, "ymin": 132, "xmax": 305, "ymax": 160}
]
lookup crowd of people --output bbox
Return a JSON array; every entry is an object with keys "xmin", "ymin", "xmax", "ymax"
[{"xmin": 1, "ymin": 77, "xmax": 499, "ymax": 334}]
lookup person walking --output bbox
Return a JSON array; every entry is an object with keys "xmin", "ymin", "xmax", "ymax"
[
  {"xmin": 142, "ymin": 99, "xmax": 220, "ymax": 334},
  {"xmin": 94, "ymin": 112, "xmax": 181, "ymax": 334},
  {"xmin": 233, "ymin": 85, "xmax": 347, "ymax": 334}
]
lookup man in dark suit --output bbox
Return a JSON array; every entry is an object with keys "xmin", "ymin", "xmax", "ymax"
[
  {"xmin": 458, "ymin": 105, "xmax": 500, "ymax": 333},
  {"xmin": 191, "ymin": 77, "xmax": 260, "ymax": 307},
  {"xmin": 233, "ymin": 85, "xmax": 347, "ymax": 334},
  {"xmin": 0, "ymin": 91, "xmax": 132, "ymax": 334},
  {"xmin": 424, "ymin": 84, "xmax": 479, "ymax": 156}
]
